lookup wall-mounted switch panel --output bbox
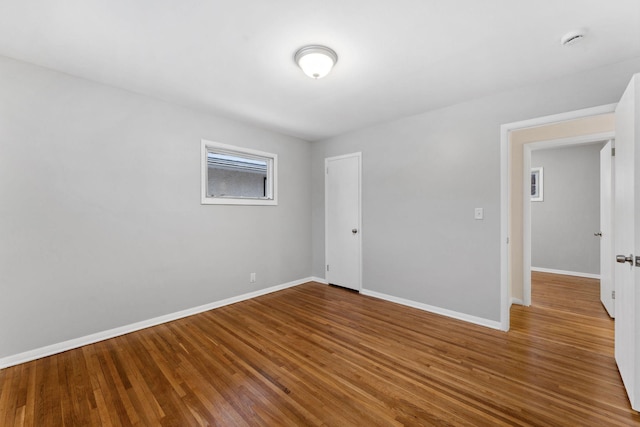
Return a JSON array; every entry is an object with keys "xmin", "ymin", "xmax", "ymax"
[{"xmin": 474, "ymin": 208, "xmax": 484, "ymax": 220}]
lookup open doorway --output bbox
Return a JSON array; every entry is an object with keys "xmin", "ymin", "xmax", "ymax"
[
  {"xmin": 519, "ymin": 131, "xmax": 614, "ymax": 312},
  {"xmin": 499, "ymin": 104, "xmax": 616, "ymax": 330},
  {"xmin": 529, "ymin": 142, "xmax": 608, "ymax": 312}
]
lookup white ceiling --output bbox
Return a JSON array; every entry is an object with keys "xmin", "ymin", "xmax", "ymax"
[{"xmin": 0, "ymin": 1, "xmax": 639, "ymax": 141}]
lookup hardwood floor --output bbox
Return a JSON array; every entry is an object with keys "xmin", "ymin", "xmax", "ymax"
[
  {"xmin": 531, "ymin": 271, "xmax": 611, "ymax": 319},
  {"xmin": 1, "ymin": 274, "xmax": 639, "ymax": 426}
]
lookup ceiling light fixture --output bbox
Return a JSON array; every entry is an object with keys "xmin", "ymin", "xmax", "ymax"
[{"xmin": 294, "ymin": 45, "xmax": 338, "ymax": 79}]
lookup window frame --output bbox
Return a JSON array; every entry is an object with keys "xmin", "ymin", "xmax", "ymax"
[{"xmin": 201, "ymin": 139, "xmax": 278, "ymax": 205}]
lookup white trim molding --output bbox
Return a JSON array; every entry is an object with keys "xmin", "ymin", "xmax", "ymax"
[
  {"xmin": 360, "ymin": 289, "xmax": 502, "ymax": 331},
  {"xmin": 310, "ymin": 276, "xmax": 329, "ymax": 284},
  {"xmin": 0, "ymin": 277, "xmax": 315, "ymax": 370},
  {"xmin": 511, "ymin": 298, "xmax": 524, "ymax": 306},
  {"xmin": 531, "ymin": 267, "xmax": 600, "ymax": 280}
]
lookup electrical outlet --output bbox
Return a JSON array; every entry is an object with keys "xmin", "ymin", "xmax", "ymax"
[
  {"xmin": 474, "ymin": 208, "xmax": 484, "ymax": 220},
  {"xmin": 250, "ymin": 273, "xmax": 256, "ymax": 283}
]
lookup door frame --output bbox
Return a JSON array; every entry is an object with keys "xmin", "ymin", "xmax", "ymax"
[
  {"xmin": 500, "ymin": 103, "xmax": 617, "ymax": 331},
  {"xmin": 325, "ymin": 152, "xmax": 363, "ymax": 290},
  {"xmin": 600, "ymin": 139, "xmax": 616, "ymax": 318},
  {"xmin": 523, "ymin": 135, "xmax": 614, "ymax": 306}
]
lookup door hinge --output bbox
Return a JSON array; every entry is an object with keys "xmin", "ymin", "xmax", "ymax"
[
  {"xmin": 612, "ymin": 290, "xmax": 616, "ymax": 300},
  {"xmin": 612, "ymin": 147, "xmax": 616, "ymax": 156},
  {"xmin": 326, "ymin": 167, "xmax": 329, "ymax": 174},
  {"xmin": 506, "ymin": 237, "xmax": 510, "ymax": 244},
  {"xmin": 326, "ymin": 264, "xmax": 329, "ymax": 271}
]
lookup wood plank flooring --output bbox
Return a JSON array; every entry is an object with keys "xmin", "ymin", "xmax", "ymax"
[{"xmin": 1, "ymin": 273, "xmax": 639, "ymax": 426}]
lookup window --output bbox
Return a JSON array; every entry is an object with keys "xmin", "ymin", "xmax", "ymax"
[
  {"xmin": 531, "ymin": 167, "xmax": 543, "ymax": 202},
  {"xmin": 201, "ymin": 140, "xmax": 277, "ymax": 205}
]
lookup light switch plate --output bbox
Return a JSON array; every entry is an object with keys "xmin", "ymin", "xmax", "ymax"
[{"xmin": 474, "ymin": 208, "xmax": 484, "ymax": 220}]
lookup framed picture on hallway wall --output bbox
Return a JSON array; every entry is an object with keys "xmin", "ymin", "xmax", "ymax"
[{"xmin": 531, "ymin": 167, "xmax": 543, "ymax": 202}]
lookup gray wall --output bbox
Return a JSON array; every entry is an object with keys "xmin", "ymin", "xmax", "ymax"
[
  {"xmin": 3, "ymin": 52, "xmax": 640, "ymax": 359},
  {"xmin": 0, "ymin": 55, "xmax": 312, "ymax": 358},
  {"xmin": 531, "ymin": 144, "xmax": 604, "ymax": 274},
  {"xmin": 311, "ymin": 58, "xmax": 640, "ymax": 322}
]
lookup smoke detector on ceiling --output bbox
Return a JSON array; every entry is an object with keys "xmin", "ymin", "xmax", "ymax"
[{"xmin": 560, "ymin": 30, "xmax": 586, "ymax": 46}]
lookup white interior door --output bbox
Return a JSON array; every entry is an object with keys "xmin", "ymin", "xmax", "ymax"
[
  {"xmin": 614, "ymin": 74, "xmax": 640, "ymax": 411},
  {"xmin": 325, "ymin": 153, "xmax": 361, "ymax": 291},
  {"xmin": 600, "ymin": 140, "xmax": 615, "ymax": 318}
]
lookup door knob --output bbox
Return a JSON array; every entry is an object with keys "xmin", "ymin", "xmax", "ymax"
[
  {"xmin": 616, "ymin": 254, "xmax": 634, "ymax": 264},
  {"xmin": 594, "ymin": 232, "xmax": 602, "ymax": 237},
  {"xmin": 352, "ymin": 228, "xmax": 358, "ymax": 234}
]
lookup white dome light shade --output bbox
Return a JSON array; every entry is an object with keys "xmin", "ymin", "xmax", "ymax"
[{"xmin": 294, "ymin": 45, "xmax": 338, "ymax": 79}]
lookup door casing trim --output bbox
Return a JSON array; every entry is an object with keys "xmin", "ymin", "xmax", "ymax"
[{"xmin": 500, "ymin": 103, "xmax": 617, "ymax": 331}]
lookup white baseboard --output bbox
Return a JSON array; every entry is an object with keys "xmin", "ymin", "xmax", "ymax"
[
  {"xmin": 531, "ymin": 267, "xmax": 600, "ymax": 280},
  {"xmin": 309, "ymin": 276, "xmax": 329, "ymax": 284},
  {"xmin": 0, "ymin": 277, "xmax": 315, "ymax": 370},
  {"xmin": 360, "ymin": 288, "xmax": 502, "ymax": 331},
  {"xmin": 511, "ymin": 298, "xmax": 524, "ymax": 306}
]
